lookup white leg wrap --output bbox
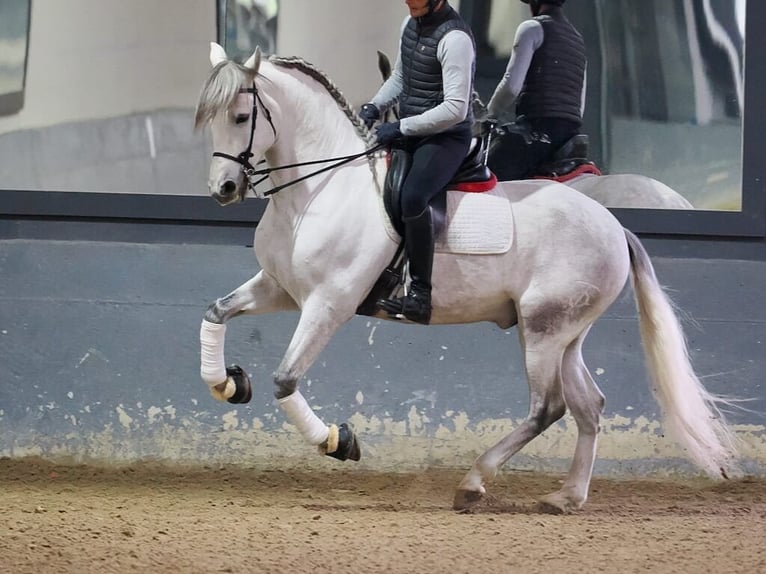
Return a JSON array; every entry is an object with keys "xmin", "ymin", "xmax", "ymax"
[
  {"xmin": 278, "ymin": 391, "xmax": 329, "ymax": 446},
  {"xmin": 200, "ymin": 320, "xmax": 227, "ymax": 386}
]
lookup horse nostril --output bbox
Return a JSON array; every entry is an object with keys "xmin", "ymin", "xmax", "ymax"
[{"xmin": 221, "ymin": 180, "xmax": 237, "ymax": 196}]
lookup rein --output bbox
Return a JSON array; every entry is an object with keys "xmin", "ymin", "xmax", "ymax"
[{"xmin": 212, "ymin": 83, "xmax": 384, "ymax": 197}]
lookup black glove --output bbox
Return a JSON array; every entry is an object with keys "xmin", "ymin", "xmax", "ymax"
[
  {"xmin": 359, "ymin": 103, "xmax": 380, "ymax": 128},
  {"xmin": 375, "ymin": 121, "xmax": 402, "ymax": 145}
]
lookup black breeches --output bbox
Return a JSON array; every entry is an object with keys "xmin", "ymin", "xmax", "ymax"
[
  {"xmin": 398, "ymin": 127, "xmax": 472, "ymax": 218},
  {"xmin": 488, "ymin": 118, "xmax": 580, "ymax": 181}
]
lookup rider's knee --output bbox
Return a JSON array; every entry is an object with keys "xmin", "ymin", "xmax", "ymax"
[{"xmin": 400, "ymin": 193, "xmax": 428, "ymax": 219}]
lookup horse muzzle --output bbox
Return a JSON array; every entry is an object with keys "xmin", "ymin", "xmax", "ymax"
[{"xmin": 211, "ymin": 178, "xmax": 246, "ymax": 206}]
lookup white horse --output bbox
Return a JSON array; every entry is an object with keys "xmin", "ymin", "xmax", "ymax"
[
  {"xmin": 564, "ymin": 173, "xmax": 694, "ymax": 209},
  {"xmin": 195, "ymin": 44, "xmax": 736, "ymax": 513}
]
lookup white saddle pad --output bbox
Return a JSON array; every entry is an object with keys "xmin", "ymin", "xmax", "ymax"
[{"xmin": 435, "ymin": 187, "xmax": 513, "ymax": 255}]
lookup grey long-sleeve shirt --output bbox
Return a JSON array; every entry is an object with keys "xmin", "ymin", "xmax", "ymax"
[
  {"xmin": 487, "ymin": 19, "xmax": 587, "ymax": 123},
  {"xmin": 370, "ymin": 16, "xmax": 475, "ymax": 137}
]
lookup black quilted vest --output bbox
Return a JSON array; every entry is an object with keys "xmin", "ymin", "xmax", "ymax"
[
  {"xmin": 515, "ymin": 9, "xmax": 586, "ymax": 124},
  {"xmin": 399, "ymin": 3, "xmax": 475, "ymax": 129}
]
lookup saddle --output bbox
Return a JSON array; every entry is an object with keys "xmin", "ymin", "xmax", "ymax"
[
  {"xmin": 490, "ymin": 119, "xmax": 601, "ymax": 182},
  {"xmin": 383, "ymin": 135, "xmax": 496, "ymax": 238},
  {"xmin": 531, "ymin": 134, "xmax": 602, "ymax": 182}
]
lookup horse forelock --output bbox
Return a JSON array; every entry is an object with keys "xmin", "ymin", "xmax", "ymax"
[{"xmin": 194, "ymin": 61, "xmax": 257, "ymax": 130}]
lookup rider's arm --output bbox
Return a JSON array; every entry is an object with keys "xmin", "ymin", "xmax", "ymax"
[
  {"xmin": 486, "ymin": 19, "xmax": 544, "ymax": 122},
  {"xmin": 399, "ymin": 29, "xmax": 475, "ymax": 136}
]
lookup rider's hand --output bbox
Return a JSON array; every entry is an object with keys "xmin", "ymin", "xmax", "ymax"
[
  {"xmin": 375, "ymin": 121, "xmax": 403, "ymax": 146},
  {"xmin": 359, "ymin": 103, "xmax": 380, "ymax": 129}
]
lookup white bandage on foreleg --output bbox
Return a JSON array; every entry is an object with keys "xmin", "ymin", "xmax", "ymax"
[
  {"xmin": 278, "ymin": 391, "xmax": 329, "ymax": 446},
  {"xmin": 200, "ymin": 320, "xmax": 227, "ymax": 386}
]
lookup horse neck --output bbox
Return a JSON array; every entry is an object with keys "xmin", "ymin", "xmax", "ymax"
[{"xmin": 263, "ymin": 64, "xmax": 370, "ymax": 196}]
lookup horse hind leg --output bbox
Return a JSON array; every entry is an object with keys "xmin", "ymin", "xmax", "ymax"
[
  {"xmin": 538, "ymin": 327, "xmax": 605, "ymax": 514},
  {"xmin": 453, "ymin": 332, "xmax": 567, "ymax": 511}
]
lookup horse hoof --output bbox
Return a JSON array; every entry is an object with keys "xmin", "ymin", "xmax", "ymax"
[
  {"xmin": 537, "ymin": 492, "xmax": 581, "ymax": 515},
  {"xmin": 453, "ymin": 489, "xmax": 484, "ymax": 512},
  {"xmin": 225, "ymin": 365, "xmax": 252, "ymax": 404},
  {"xmin": 325, "ymin": 423, "xmax": 361, "ymax": 462}
]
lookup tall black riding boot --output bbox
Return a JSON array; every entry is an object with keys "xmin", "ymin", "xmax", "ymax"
[{"xmin": 377, "ymin": 208, "xmax": 434, "ymax": 324}]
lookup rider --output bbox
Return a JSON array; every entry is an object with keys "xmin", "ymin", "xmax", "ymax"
[
  {"xmin": 486, "ymin": 0, "xmax": 586, "ymax": 181},
  {"xmin": 358, "ymin": 0, "xmax": 476, "ymax": 325}
]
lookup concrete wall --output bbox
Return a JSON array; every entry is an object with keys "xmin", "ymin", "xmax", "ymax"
[
  {"xmin": 1, "ymin": 238, "xmax": 764, "ymax": 476},
  {"xmin": 0, "ymin": 0, "xmax": 215, "ymax": 134}
]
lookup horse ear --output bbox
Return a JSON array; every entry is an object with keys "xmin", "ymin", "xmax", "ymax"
[
  {"xmin": 210, "ymin": 42, "xmax": 228, "ymax": 67},
  {"xmin": 243, "ymin": 46, "xmax": 262, "ymax": 73}
]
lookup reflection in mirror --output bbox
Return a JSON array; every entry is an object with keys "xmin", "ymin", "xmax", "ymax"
[
  {"xmin": 467, "ymin": 0, "xmax": 745, "ymax": 210},
  {"xmin": 0, "ymin": 0, "xmax": 31, "ymax": 116},
  {"xmin": 0, "ymin": 0, "xmax": 219, "ymax": 195},
  {"xmin": 0, "ymin": 0, "xmax": 281, "ymax": 196},
  {"xmin": 219, "ymin": 0, "xmax": 278, "ymax": 63},
  {"xmin": 0, "ymin": 0, "xmax": 743, "ymax": 211}
]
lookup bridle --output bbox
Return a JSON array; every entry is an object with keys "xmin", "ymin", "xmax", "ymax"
[{"xmin": 211, "ymin": 82, "xmax": 384, "ymax": 198}]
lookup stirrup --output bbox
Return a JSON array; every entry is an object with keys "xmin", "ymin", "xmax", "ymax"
[{"xmin": 377, "ymin": 293, "xmax": 431, "ymax": 325}]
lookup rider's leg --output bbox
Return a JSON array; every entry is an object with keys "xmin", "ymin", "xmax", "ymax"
[
  {"xmin": 378, "ymin": 127, "xmax": 471, "ymax": 324},
  {"xmin": 379, "ymin": 206, "xmax": 435, "ymax": 324}
]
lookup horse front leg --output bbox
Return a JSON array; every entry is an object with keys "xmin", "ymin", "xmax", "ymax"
[
  {"xmin": 200, "ymin": 270, "xmax": 297, "ymax": 402},
  {"xmin": 272, "ymin": 299, "xmax": 361, "ymax": 462}
]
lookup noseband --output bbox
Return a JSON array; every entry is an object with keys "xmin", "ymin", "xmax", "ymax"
[{"xmin": 211, "ymin": 82, "xmax": 384, "ymax": 197}]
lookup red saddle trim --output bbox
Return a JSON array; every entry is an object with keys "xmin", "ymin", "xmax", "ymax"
[
  {"xmin": 449, "ymin": 172, "xmax": 498, "ymax": 193},
  {"xmin": 533, "ymin": 163, "xmax": 602, "ymax": 183}
]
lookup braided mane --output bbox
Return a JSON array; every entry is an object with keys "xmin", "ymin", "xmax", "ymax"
[{"xmin": 269, "ymin": 55, "xmax": 376, "ymax": 146}]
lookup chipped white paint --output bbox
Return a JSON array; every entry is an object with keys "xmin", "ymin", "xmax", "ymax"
[
  {"xmin": 403, "ymin": 390, "xmax": 437, "ymax": 408},
  {"xmin": 596, "ymin": 368, "xmax": 605, "ymax": 375},
  {"xmin": 147, "ymin": 406, "xmax": 163, "ymax": 423},
  {"xmin": 222, "ymin": 410, "xmax": 239, "ymax": 431},
  {"xmin": 116, "ymin": 405, "xmax": 134, "ymax": 429},
  {"xmin": 146, "ymin": 405, "xmax": 178, "ymax": 423},
  {"xmin": 355, "ymin": 391, "xmax": 364, "ymax": 405},
  {"xmin": 1, "ymin": 408, "xmax": 763, "ymax": 476},
  {"xmin": 368, "ymin": 324, "xmax": 377, "ymax": 346}
]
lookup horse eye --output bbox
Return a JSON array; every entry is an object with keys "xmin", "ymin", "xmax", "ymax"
[{"xmin": 234, "ymin": 114, "xmax": 250, "ymax": 125}]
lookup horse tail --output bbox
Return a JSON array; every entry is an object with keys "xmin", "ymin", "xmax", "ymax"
[{"xmin": 624, "ymin": 228, "xmax": 738, "ymax": 477}]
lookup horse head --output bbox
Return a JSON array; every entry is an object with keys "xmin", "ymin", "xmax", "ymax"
[{"xmin": 195, "ymin": 43, "xmax": 276, "ymax": 205}]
